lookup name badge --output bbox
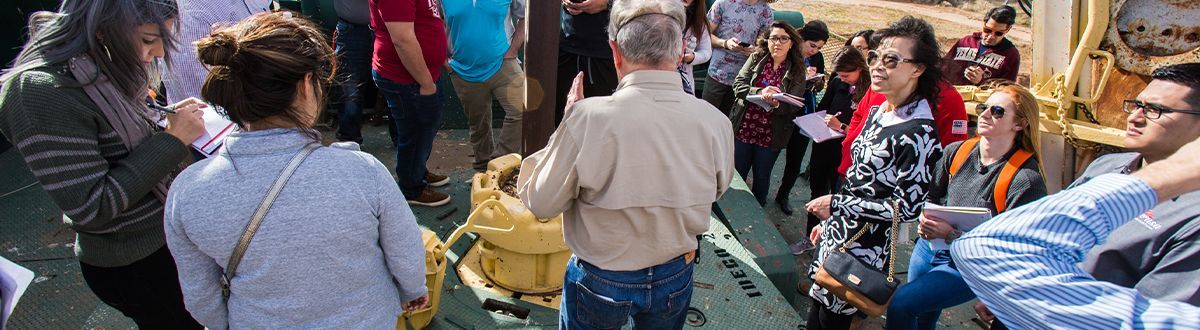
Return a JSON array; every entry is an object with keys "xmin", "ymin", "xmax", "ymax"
[{"xmin": 952, "ymin": 120, "xmax": 969, "ymax": 135}]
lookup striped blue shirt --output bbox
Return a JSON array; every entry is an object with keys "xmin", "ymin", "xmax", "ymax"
[
  {"xmin": 163, "ymin": 0, "xmax": 271, "ymax": 104},
  {"xmin": 952, "ymin": 174, "xmax": 1200, "ymax": 329}
]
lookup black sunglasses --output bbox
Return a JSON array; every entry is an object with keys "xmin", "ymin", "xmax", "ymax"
[
  {"xmin": 1123, "ymin": 99, "xmax": 1200, "ymax": 120},
  {"xmin": 975, "ymin": 103, "xmax": 1006, "ymax": 119},
  {"xmin": 982, "ymin": 27, "xmax": 1007, "ymax": 37}
]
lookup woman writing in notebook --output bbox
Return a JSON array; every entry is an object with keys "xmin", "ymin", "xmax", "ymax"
[
  {"xmin": 788, "ymin": 47, "xmax": 870, "ymax": 252},
  {"xmin": 885, "ymin": 80, "xmax": 1047, "ymax": 330},
  {"xmin": 0, "ymin": 1, "xmax": 206, "ymax": 327},
  {"xmin": 729, "ymin": 21, "xmax": 808, "ymax": 205},
  {"xmin": 163, "ymin": 12, "xmax": 429, "ymax": 328}
]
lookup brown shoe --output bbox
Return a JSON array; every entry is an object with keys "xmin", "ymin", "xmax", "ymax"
[
  {"xmin": 425, "ymin": 171, "xmax": 449, "ymax": 187},
  {"xmin": 408, "ymin": 188, "xmax": 451, "ymax": 207}
]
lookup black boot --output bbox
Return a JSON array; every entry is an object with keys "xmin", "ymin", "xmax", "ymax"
[{"xmin": 775, "ymin": 195, "xmax": 794, "ymax": 215}]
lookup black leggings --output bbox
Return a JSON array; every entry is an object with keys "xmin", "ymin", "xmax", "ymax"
[
  {"xmin": 806, "ymin": 299, "xmax": 855, "ymax": 330},
  {"xmin": 555, "ymin": 50, "xmax": 618, "ymax": 125},
  {"xmin": 80, "ymin": 247, "xmax": 202, "ymax": 329},
  {"xmin": 777, "ymin": 129, "xmax": 811, "ymax": 202},
  {"xmin": 805, "ymin": 138, "xmax": 844, "ymax": 231}
]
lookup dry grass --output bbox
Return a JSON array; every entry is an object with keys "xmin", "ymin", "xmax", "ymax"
[{"xmin": 774, "ymin": 0, "xmax": 1033, "ymax": 81}]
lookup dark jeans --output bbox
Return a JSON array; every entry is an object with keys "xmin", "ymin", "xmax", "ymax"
[
  {"xmin": 776, "ymin": 129, "xmax": 811, "ymax": 203},
  {"xmin": 806, "ymin": 299, "xmax": 855, "ymax": 330},
  {"xmin": 701, "ymin": 77, "xmax": 735, "ymax": 116},
  {"xmin": 886, "ymin": 239, "xmax": 977, "ymax": 330},
  {"xmin": 373, "ymin": 70, "xmax": 443, "ymax": 198},
  {"xmin": 334, "ymin": 20, "xmax": 374, "ymax": 144},
  {"xmin": 806, "ymin": 138, "xmax": 843, "ymax": 231},
  {"xmin": 555, "ymin": 51, "xmax": 617, "ymax": 124},
  {"xmin": 560, "ymin": 255, "xmax": 694, "ymax": 330},
  {"xmin": 734, "ymin": 140, "xmax": 781, "ymax": 206},
  {"xmin": 79, "ymin": 247, "xmax": 202, "ymax": 329}
]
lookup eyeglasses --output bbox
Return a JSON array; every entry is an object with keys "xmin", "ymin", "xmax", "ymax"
[
  {"xmin": 975, "ymin": 103, "xmax": 1007, "ymax": 119},
  {"xmin": 1122, "ymin": 99, "xmax": 1200, "ymax": 120},
  {"xmin": 866, "ymin": 50, "xmax": 916, "ymax": 69},
  {"xmin": 767, "ymin": 36, "xmax": 792, "ymax": 43},
  {"xmin": 982, "ymin": 27, "xmax": 1008, "ymax": 37}
]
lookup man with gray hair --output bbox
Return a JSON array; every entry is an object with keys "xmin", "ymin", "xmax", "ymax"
[{"xmin": 517, "ymin": 0, "xmax": 734, "ymax": 328}]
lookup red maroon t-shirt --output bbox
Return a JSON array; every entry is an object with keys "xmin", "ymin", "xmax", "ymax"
[
  {"xmin": 370, "ymin": 0, "xmax": 448, "ymax": 84},
  {"xmin": 837, "ymin": 81, "xmax": 969, "ymax": 176}
]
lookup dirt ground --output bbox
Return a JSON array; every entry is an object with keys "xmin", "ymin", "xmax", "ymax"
[{"xmin": 776, "ymin": 0, "xmax": 1033, "ymax": 83}]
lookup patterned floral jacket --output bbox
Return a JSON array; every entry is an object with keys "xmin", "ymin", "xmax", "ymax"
[{"xmin": 807, "ymin": 99, "xmax": 944, "ymax": 315}]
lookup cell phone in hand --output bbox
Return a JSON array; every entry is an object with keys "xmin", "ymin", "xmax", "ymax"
[{"xmin": 738, "ymin": 41, "xmax": 752, "ymax": 48}]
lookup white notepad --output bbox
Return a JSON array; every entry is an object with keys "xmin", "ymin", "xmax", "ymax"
[
  {"xmin": 158, "ymin": 103, "xmax": 237, "ymax": 157},
  {"xmin": 923, "ymin": 202, "xmax": 992, "ymax": 250},
  {"xmin": 792, "ymin": 111, "xmax": 845, "ymax": 143}
]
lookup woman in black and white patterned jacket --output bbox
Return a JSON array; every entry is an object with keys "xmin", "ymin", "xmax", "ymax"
[{"xmin": 801, "ymin": 17, "xmax": 946, "ymax": 329}]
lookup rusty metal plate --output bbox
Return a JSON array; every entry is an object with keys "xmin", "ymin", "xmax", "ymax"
[{"xmin": 1104, "ymin": 0, "xmax": 1200, "ymax": 75}]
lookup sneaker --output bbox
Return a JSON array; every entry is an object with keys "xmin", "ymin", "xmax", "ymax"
[
  {"xmin": 408, "ymin": 188, "xmax": 451, "ymax": 207},
  {"xmin": 426, "ymin": 171, "xmax": 449, "ymax": 187},
  {"xmin": 789, "ymin": 237, "xmax": 816, "ymax": 255}
]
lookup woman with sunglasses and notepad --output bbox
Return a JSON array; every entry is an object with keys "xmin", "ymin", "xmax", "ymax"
[
  {"xmin": 802, "ymin": 17, "xmax": 945, "ymax": 329},
  {"xmin": 885, "ymin": 80, "xmax": 1047, "ymax": 330}
]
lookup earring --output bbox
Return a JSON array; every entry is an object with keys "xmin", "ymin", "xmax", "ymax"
[{"xmin": 100, "ymin": 43, "xmax": 113, "ymax": 61}]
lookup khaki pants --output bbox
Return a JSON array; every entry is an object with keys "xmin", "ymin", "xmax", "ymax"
[{"xmin": 449, "ymin": 58, "xmax": 525, "ymax": 170}]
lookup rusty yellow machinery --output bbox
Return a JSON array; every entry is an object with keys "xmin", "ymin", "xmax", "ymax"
[
  {"xmin": 442, "ymin": 154, "xmax": 571, "ymax": 302},
  {"xmin": 396, "ymin": 229, "xmax": 448, "ymax": 330},
  {"xmin": 953, "ymin": 0, "xmax": 1198, "ymax": 191}
]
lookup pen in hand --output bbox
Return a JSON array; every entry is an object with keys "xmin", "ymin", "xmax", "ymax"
[{"xmin": 148, "ymin": 101, "xmax": 177, "ymax": 114}]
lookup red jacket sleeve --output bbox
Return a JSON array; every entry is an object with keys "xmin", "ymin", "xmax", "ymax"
[
  {"xmin": 837, "ymin": 89, "xmax": 885, "ymax": 176},
  {"xmin": 933, "ymin": 81, "xmax": 969, "ymax": 146}
]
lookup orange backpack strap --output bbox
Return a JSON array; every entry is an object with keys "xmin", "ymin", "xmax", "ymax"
[
  {"xmin": 948, "ymin": 137, "xmax": 981, "ymax": 179},
  {"xmin": 994, "ymin": 148, "xmax": 1034, "ymax": 213}
]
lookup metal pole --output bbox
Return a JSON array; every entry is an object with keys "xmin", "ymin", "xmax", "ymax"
[{"xmin": 523, "ymin": 2, "xmax": 561, "ymax": 156}]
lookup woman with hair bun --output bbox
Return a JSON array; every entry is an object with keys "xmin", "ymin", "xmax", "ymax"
[{"xmin": 164, "ymin": 12, "xmax": 429, "ymax": 328}]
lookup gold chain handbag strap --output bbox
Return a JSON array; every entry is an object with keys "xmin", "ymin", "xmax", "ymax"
[{"xmin": 837, "ymin": 200, "xmax": 902, "ymax": 283}]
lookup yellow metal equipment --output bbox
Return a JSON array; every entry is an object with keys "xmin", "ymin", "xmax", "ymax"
[
  {"xmin": 444, "ymin": 154, "xmax": 571, "ymax": 298},
  {"xmin": 397, "ymin": 229, "xmax": 448, "ymax": 330}
]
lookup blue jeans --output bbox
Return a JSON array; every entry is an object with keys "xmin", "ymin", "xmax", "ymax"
[
  {"xmin": 886, "ymin": 239, "xmax": 977, "ymax": 330},
  {"xmin": 373, "ymin": 70, "xmax": 443, "ymax": 198},
  {"xmin": 560, "ymin": 255, "xmax": 694, "ymax": 330},
  {"xmin": 334, "ymin": 20, "xmax": 374, "ymax": 144},
  {"xmin": 734, "ymin": 140, "xmax": 781, "ymax": 205}
]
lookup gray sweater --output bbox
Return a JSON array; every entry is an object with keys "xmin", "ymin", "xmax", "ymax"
[
  {"xmin": 164, "ymin": 129, "xmax": 427, "ymax": 329},
  {"xmin": 1077, "ymin": 153, "xmax": 1200, "ymax": 304}
]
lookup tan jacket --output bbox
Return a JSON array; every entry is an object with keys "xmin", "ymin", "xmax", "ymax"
[{"xmin": 517, "ymin": 70, "xmax": 735, "ymax": 271}]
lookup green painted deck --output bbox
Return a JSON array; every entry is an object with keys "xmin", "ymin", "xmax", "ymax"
[{"xmin": 1, "ymin": 120, "xmax": 987, "ymax": 329}]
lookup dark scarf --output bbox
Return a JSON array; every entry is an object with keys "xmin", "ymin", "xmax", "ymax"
[{"xmin": 68, "ymin": 55, "xmax": 171, "ymax": 201}]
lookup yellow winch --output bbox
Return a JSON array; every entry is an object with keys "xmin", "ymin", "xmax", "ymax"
[{"xmin": 445, "ymin": 153, "xmax": 571, "ymax": 296}]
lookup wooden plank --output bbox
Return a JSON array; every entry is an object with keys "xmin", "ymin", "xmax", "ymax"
[{"xmin": 523, "ymin": 2, "xmax": 560, "ymax": 156}]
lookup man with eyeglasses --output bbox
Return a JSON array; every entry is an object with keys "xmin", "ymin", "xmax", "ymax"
[
  {"xmin": 941, "ymin": 5, "xmax": 1020, "ymax": 86},
  {"xmin": 968, "ymin": 63, "xmax": 1200, "ymax": 329}
]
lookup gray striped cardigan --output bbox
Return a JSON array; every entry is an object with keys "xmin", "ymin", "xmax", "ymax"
[{"xmin": 0, "ymin": 65, "xmax": 190, "ymax": 267}]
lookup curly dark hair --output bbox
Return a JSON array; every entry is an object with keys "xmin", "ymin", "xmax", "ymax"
[
  {"xmin": 872, "ymin": 16, "xmax": 943, "ymax": 110},
  {"xmin": 753, "ymin": 21, "xmax": 805, "ymax": 68}
]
